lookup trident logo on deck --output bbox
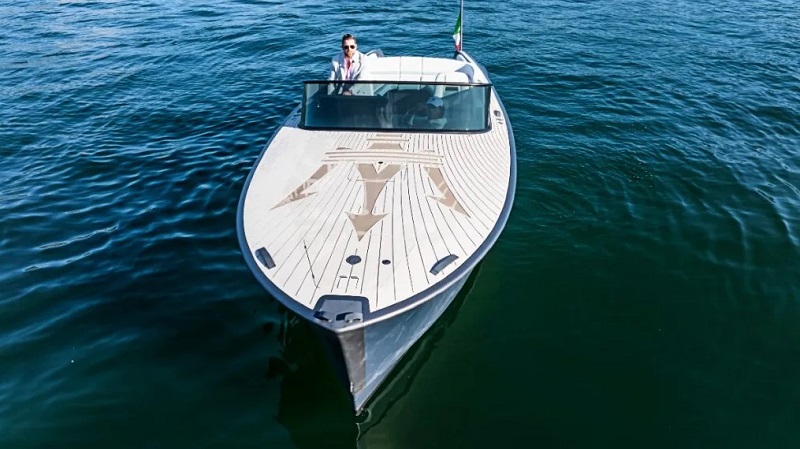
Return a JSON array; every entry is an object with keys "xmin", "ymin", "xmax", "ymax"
[{"xmin": 271, "ymin": 134, "xmax": 469, "ymax": 240}]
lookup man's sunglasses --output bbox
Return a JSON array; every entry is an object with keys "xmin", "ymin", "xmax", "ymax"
[{"xmin": 342, "ymin": 44, "xmax": 357, "ymax": 49}]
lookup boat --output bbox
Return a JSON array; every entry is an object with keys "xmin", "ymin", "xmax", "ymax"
[{"xmin": 237, "ymin": 14, "xmax": 516, "ymax": 413}]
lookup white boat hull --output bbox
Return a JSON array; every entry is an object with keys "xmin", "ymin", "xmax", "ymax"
[{"xmin": 313, "ymin": 268, "xmax": 472, "ymax": 412}]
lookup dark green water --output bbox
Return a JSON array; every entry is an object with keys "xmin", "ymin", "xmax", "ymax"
[{"xmin": 2, "ymin": 0, "xmax": 799, "ymax": 447}]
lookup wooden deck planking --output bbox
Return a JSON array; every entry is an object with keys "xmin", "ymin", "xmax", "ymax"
[
  {"xmin": 358, "ymin": 181, "xmax": 389, "ymax": 306},
  {"xmin": 402, "ymin": 162, "xmax": 434, "ymax": 290},
  {"xmin": 439, "ymin": 137, "xmax": 496, "ymax": 232},
  {"xmin": 452, "ymin": 134, "xmax": 506, "ymax": 206},
  {"xmin": 251, "ymin": 131, "xmax": 353, "ymax": 250},
  {"xmin": 420, "ymin": 167, "xmax": 473, "ymax": 255},
  {"xmin": 446, "ymin": 133, "xmax": 503, "ymax": 214},
  {"xmin": 417, "ymin": 132, "xmax": 470, "ymax": 256},
  {"xmin": 458, "ymin": 133, "xmax": 507, "ymax": 208},
  {"xmin": 264, "ymin": 130, "xmax": 362, "ymax": 247},
  {"xmin": 268, "ymin": 163, "xmax": 353, "ymax": 279},
  {"xmin": 409, "ymin": 146, "xmax": 456, "ymax": 261},
  {"xmin": 380, "ymin": 174, "xmax": 404, "ymax": 307},
  {"xmin": 244, "ymin": 101, "xmax": 513, "ymax": 312},
  {"xmin": 276, "ymin": 162, "xmax": 358, "ymax": 298},
  {"xmin": 288, "ymin": 171, "xmax": 364, "ymax": 299},
  {"xmin": 268, "ymin": 162, "xmax": 354, "ymax": 277},
  {"xmin": 429, "ymin": 140, "xmax": 485, "ymax": 248},
  {"xmin": 302, "ymin": 176, "xmax": 364, "ymax": 302}
]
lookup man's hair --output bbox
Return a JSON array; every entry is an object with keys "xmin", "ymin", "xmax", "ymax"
[{"xmin": 341, "ymin": 33, "xmax": 357, "ymax": 46}]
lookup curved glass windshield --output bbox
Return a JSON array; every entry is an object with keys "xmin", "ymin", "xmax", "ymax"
[{"xmin": 301, "ymin": 81, "xmax": 491, "ymax": 132}]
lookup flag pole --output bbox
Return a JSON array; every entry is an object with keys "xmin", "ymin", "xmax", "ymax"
[
  {"xmin": 460, "ymin": 0, "xmax": 464, "ymax": 52},
  {"xmin": 453, "ymin": 0, "xmax": 464, "ymax": 53}
]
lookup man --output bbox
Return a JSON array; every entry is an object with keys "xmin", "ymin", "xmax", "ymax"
[{"xmin": 329, "ymin": 34, "xmax": 365, "ymax": 94}]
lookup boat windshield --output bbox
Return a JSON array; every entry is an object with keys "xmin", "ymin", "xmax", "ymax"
[{"xmin": 300, "ymin": 81, "xmax": 492, "ymax": 132}]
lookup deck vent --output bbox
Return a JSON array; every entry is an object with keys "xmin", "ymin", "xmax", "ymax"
[
  {"xmin": 381, "ymin": 259, "xmax": 391, "ymax": 265},
  {"xmin": 346, "ymin": 255, "xmax": 362, "ymax": 265},
  {"xmin": 255, "ymin": 248, "xmax": 276, "ymax": 269},
  {"xmin": 493, "ymin": 110, "xmax": 502, "ymax": 117},
  {"xmin": 430, "ymin": 254, "xmax": 458, "ymax": 275}
]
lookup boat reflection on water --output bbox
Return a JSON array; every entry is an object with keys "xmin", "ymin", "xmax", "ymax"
[
  {"xmin": 269, "ymin": 265, "xmax": 482, "ymax": 448},
  {"xmin": 268, "ymin": 313, "xmax": 358, "ymax": 447}
]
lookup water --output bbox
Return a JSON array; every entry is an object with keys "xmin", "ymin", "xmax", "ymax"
[{"xmin": 2, "ymin": 0, "xmax": 799, "ymax": 447}]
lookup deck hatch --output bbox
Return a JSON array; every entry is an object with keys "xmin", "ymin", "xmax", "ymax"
[
  {"xmin": 254, "ymin": 247, "xmax": 276, "ymax": 269},
  {"xmin": 430, "ymin": 254, "xmax": 459, "ymax": 275}
]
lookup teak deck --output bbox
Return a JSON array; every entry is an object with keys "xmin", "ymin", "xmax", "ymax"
[{"xmin": 241, "ymin": 92, "xmax": 511, "ymax": 313}]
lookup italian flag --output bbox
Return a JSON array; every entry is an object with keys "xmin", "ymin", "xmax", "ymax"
[{"xmin": 452, "ymin": 7, "xmax": 462, "ymax": 51}]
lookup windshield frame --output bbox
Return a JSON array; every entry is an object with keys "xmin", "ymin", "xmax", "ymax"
[{"xmin": 299, "ymin": 80, "xmax": 493, "ymax": 133}]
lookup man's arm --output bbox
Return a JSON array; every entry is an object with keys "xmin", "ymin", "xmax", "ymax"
[
  {"xmin": 328, "ymin": 58, "xmax": 344, "ymax": 94},
  {"xmin": 329, "ymin": 59, "xmax": 338, "ymax": 80}
]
